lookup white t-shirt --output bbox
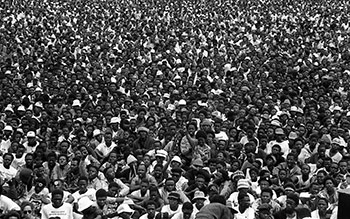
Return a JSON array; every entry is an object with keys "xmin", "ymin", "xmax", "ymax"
[
  {"xmin": 233, "ymin": 207, "xmax": 255, "ymax": 219},
  {"xmin": 161, "ymin": 204, "xmax": 182, "ymax": 218},
  {"xmin": 0, "ymin": 195, "xmax": 20, "ymax": 213},
  {"xmin": 96, "ymin": 142, "xmax": 117, "ymax": 157},
  {"xmin": 0, "ymin": 165, "xmax": 17, "ymax": 181},
  {"xmin": 41, "ymin": 203, "xmax": 73, "ymax": 219},
  {"xmin": 72, "ymin": 188, "xmax": 96, "ymax": 203}
]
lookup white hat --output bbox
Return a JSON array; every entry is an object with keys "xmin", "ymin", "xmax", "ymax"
[
  {"xmin": 163, "ymin": 93, "xmax": 170, "ymax": 99},
  {"xmin": 17, "ymin": 105, "xmax": 25, "ymax": 111},
  {"xmin": 27, "ymin": 131, "xmax": 36, "ymax": 138},
  {"xmin": 78, "ymin": 196, "xmax": 94, "ymax": 212},
  {"xmin": 126, "ymin": 155, "xmax": 137, "ymax": 165},
  {"xmin": 155, "ymin": 149, "xmax": 168, "ymax": 159},
  {"xmin": 34, "ymin": 102, "xmax": 43, "ymax": 109},
  {"xmin": 237, "ymin": 179, "xmax": 250, "ymax": 190},
  {"xmin": 110, "ymin": 117, "xmax": 121, "ymax": 124},
  {"xmin": 331, "ymin": 138, "xmax": 342, "ymax": 145},
  {"xmin": 4, "ymin": 106, "xmax": 14, "ymax": 113},
  {"xmin": 93, "ymin": 129, "xmax": 101, "ymax": 137},
  {"xmin": 4, "ymin": 125, "xmax": 13, "ymax": 132},
  {"xmin": 72, "ymin": 99, "xmax": 81, "ymax": 107},
  {"xmin": 192, "ymin": 191, "xmax": 206, "ymax": 201},
  {"xmin": 178, "ymin": 99, "xmax": 186, "ymax": 106},
  {"xmin": 171, "ymin": 156, "xmax": 182, "ymax": 164},
  {"xmin": 34, "ymin": 87, "xmax": 42, "ymax": 92},
  {"xmin": 117, "ymin": 204, "xmax": 134, "ymax": 214},
  {"xmin": 5, "ymin": 70, "xmax": 11, "ymax": 75}
]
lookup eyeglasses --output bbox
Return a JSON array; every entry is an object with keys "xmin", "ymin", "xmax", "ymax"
[{"xmin": 23, "ymin": 211, "xmax": 32, "ymax": 214}]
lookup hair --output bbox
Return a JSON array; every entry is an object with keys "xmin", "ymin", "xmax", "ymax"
[
  {"xmin": 237, "ymin": 191, "xmax": 249, "ymax": 201},
  {"xmin": 209, "ymin": 195, "xmax": 226, "ymax": 205},
  {"xmin": 96, "ymin": 189, "xmax": 108, "ymax": 198},
  {"xmin": 182, "ymin": 202, "xmax": 194, "ymax": 211},
  {"xmin": 20, "ymin": 201, "xmax": 34, "ymax": 211},
  {"xmin": 78, "ymin": 176, "xmax": 89, "ymax": 183},
  {"xmin": 4, "ymin": 210, "xmax": 21, "ymax": 219},
  {"xmin": 261, "ymin": 188, "xmax": 273, "ymax": 197},
  {"xmin": 51, "ymin": 189, "xmax": 64, "ymax": 197},
  {"xmin": 323, "ymin": 176, "xmax": 336, "ymax": 187}
]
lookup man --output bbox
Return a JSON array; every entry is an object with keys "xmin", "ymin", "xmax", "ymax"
[
  {"xmin": 266, "ymin": 128, "xmax": 290, "ymax": 158},
  {"xmin": 234, "ymin": 192, "xmax": 255, "ymax": 219},
  {"xmin": 95, "ymin": 132, "xmax": 117, "ymax": 160},
  {"xmin": 0, "ymin": 185, "xmax": 20, "ymax": 214},
  {"xmin": 161, "ymin": 192, "xmax": 183, "ymax": 218},
  {"xmin": 0, "ymin": 153, "xmax": 17, "ymax": 185},
  {"xmin": 228, "ymin": 179, "xmax": 255, "ymax": 207},
  {"xmin": 252, "ymin": 188, "xmax": 281, "ymax": 214},
  {"xmin": 41, "ymin": 189, "xmax": 73, "ymax": 219},
  {"xmin": 192, "ymin": 191, "xmax": 207, "ymax": 215},
  {"xmin": 273, "ymin": 193, "xmax": 311, "ymax": 219},
  {"xmin": 273, "ymin": 153, "xmax": 301, "ymax": 182},
  {"xmin": 172, "ymin": 202, "xmax": 195, "ymax": 219},
  {"xmin": 132, "ymin": 127, "xmax": 154, "ymax": 154},
  {"xmin": 140, "ymin": 200, "xmax": 160, "ymax": 219}
]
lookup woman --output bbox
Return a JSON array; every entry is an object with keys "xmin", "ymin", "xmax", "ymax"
[
  {"xmin": 318, "ymin": 176, "xmax": 338, "ymax": 207},
  {"xmin": 20, "ymin": 201, "xmax": 39, "ymax": 219}
]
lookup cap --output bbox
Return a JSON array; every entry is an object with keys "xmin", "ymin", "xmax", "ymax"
[
  {"xmin": 288, "ymin": 132, "xmax": 298, "ymax": 140},
  {"xmin": 137, "ymin": 126, "xmax": 149, "ymax": 133},
  {"xmin": 72, "ymin": 99, "xmax": 81, "ymax": 107},
  {"xmin": 201, "ymin": 119, "xmax": 212, "ymax": 126},
  {"xmin": 17, "ymin": 105, "xmax": 25, "ymax": 111},
  {"xmin": 275, "ymin": 128, "xmax": 284, "ymax": 135},
  {"xmin": 168, "ymin": 192, "xmax": 181, "ymax": 200},
  {"xmin": 155, "ymin": 149, "xmax": 168, "ymax": 158},
  {"xmin": 171, "ymin": 156, "xmax": 182, "ymax": 164},
  {"xmin": 331, "ymin": 138, "xmax": 342, "ymax": 145},
  {"xmin": 192, "ymin": 158, "xmax": 204, "ymax": 167},
  {"xmin": 110, "ymin": 117, "xmax": 121, "ymax": 124},
  {"xmin": 3, "ymin": 125, "xmax": 13, "ymax": 132},
  {"xmin": 78, "ymin": 196, "xmax": 94, "ymax": 212},
  {"xmin": 93, "ymin": 129, "xmax": 102, "ymax": 137},
  {"xmin": 237, "ymin": 179, "xmax": 250, "ymax": 190},
  {"xmin": 34, "ymin": 102, "xmax": 43, "ymax": 109},
  {"xmin": 192, "ymin": 191, "xmax": 206, "ymax": 201},
  {"xmin": 27, "ymin": 131, "xmax": 36, "ymax": 138},
  {"xmin": 287, "ymin": 193, "xmax": 299, "ymax": 205},
  {"xmin": 178, "ymin": 99, "xmax": 186, "ymax": 106},
  {"xmin": 126, "ymin": 155, "xmax": 137, "ymax": 165},
  {"xmin": 4, "ymin": 106, "xmax": 14, "ymax": 113}
]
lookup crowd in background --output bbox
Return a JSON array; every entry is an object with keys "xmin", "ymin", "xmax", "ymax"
[{"xmin": 1, "ymin": 0, "xmax": 350, "ymax": 218}]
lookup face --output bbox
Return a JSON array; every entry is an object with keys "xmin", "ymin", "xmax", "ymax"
[
  {"xmin": 195, "ymin": 199, "xmax": 205, "ymax": 209},
  {"xmin": 261, "ymin": 191, "xmax": 271, "ymax": 203},
  {"xmin": 3, "ymin": 154, "xmax": 13, "ymax": 167},
  {"xmin": 137, "ymin": 165, "xmax": 146, "ymax": 178},
  {"xmin": 317, "ymin": 199, "xmax": 328, "ymax": 212},
  {"xmin": 52, "ymin": 194, "xmax": 63, "ymax": 207},
  {"xmin": 97, "ymin": 196, "xmax": 107, "ymax": 207},
  {"xmin": 23, "ymin": 205, "xmax": 33, "ymax": 215},
  {"xmin": 183, "ymin": 208, "xmax": 193, "ymax": 219},
  {"xmin": 78, "ymin": 180, "xmax": 88, "ymax": 193},
  {"xmin": 260, "ymin": 180, "xmax": 270, "ymax": 189},
  {"xmin": 165, "ymin": 180, "xmax": 175, "ymax": 192},
  {"xmin": 88, "ymin": 167, "xmax": 98, "ymax": 179},
  {"xmin": 147, "ymin": 204, "xmax": 156, "ymax": 218},
  {"xmin": 239, "ymin": 196, "xmax": 250, "ymax": 208}
]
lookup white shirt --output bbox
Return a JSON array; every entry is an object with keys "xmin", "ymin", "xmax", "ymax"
[
  {"xmin": 0, "ymin": 195, "xmax": 20, "ymax": 213},
  {"xmin": 266, "ymin": 140, "xmax": 290, "ymax": 158},
  {"xmin": 41, "ymin": 203, "xmax": 73, "ymax": 219},
  {"xmin": 72, "ymin": 188, "xmax": 96, "ymax": 203},
  {"xmin": 228, "ymin": 192, "xmax": 255, "ymax": 208},
  {"xmin": 96, "ymin": 142, "xmax": 117, "ymax": 157},
  {"xmin": 161, "ymin": 204, "xmax": 182, "ymax": 218},
  {"xmin": 233, "ymin": 207, "xmax": 255, "ymax": 219},
  {"xmin": 172, "ymin": 212, "xmax": 196, "ymax": 219},
  {"xmin": 0, "ymin": 164, "xmax": 17, "ymax": 181},
  {"xmin": 139, "ymin": 212, "xmax": 160, "ymax": 219}
]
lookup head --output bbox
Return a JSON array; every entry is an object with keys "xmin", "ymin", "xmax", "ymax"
[
  {"xmin": 51, "ymin": 189, "xmax": 64, "ymax": 208},
  {"xmin": 96, "ymin": 189, "xmax": 108, "ymax": 208},
  {"xmin": 182, "ymin": 202, "xmax": 194, "ymax": 219}
]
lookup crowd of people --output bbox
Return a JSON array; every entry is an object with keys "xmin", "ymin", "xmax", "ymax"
[{"xmin": 1, "ymin": 0, "xmax": 350, "ymax": 218}]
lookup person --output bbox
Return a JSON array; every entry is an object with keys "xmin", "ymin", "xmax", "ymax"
[
  {"xmin": 234, "ymin": 191, "xmax": 255, "ymax": 219},
  {"xmin": 256, "ymin": 203, "xmax": 274, "ymax": 219},
  {"xmin": 0, "ymin": 185, "xmax": 20, "ymax": 214},
  {"xmin": 161, "ymin": 192, "xmax": 182, "ymax": 218},
  {"xmin": 195, "ymin": 195, "xmax": 235, "ymax": 219},
  {"xmin": 77, "ymin": 196, "xmax": 103, "ymax": 219},
  {"xmin": 172, "ymin": 202, "xmax": 195, "ymax": 219},
  {"xmin": 311, "ymin": 197, "xmax": 337, "ymax": 219},
  {"xmin": 21, "ymin": 201, "xmax": 39, "ymax": 219},
  {"xmin": 191, "ymin": 191, "xmax": 207, "ymax": 216},
  {"xmin": 40, "ymin": 189, "xmax": 73, "ymax": 219},
  {"xmin": 139, "ymin": 200, "xmax": 160, "ymax": 219},
  {"xmin": 273, "ymin": 193, "xmax": 311, "ymax": 219}
]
